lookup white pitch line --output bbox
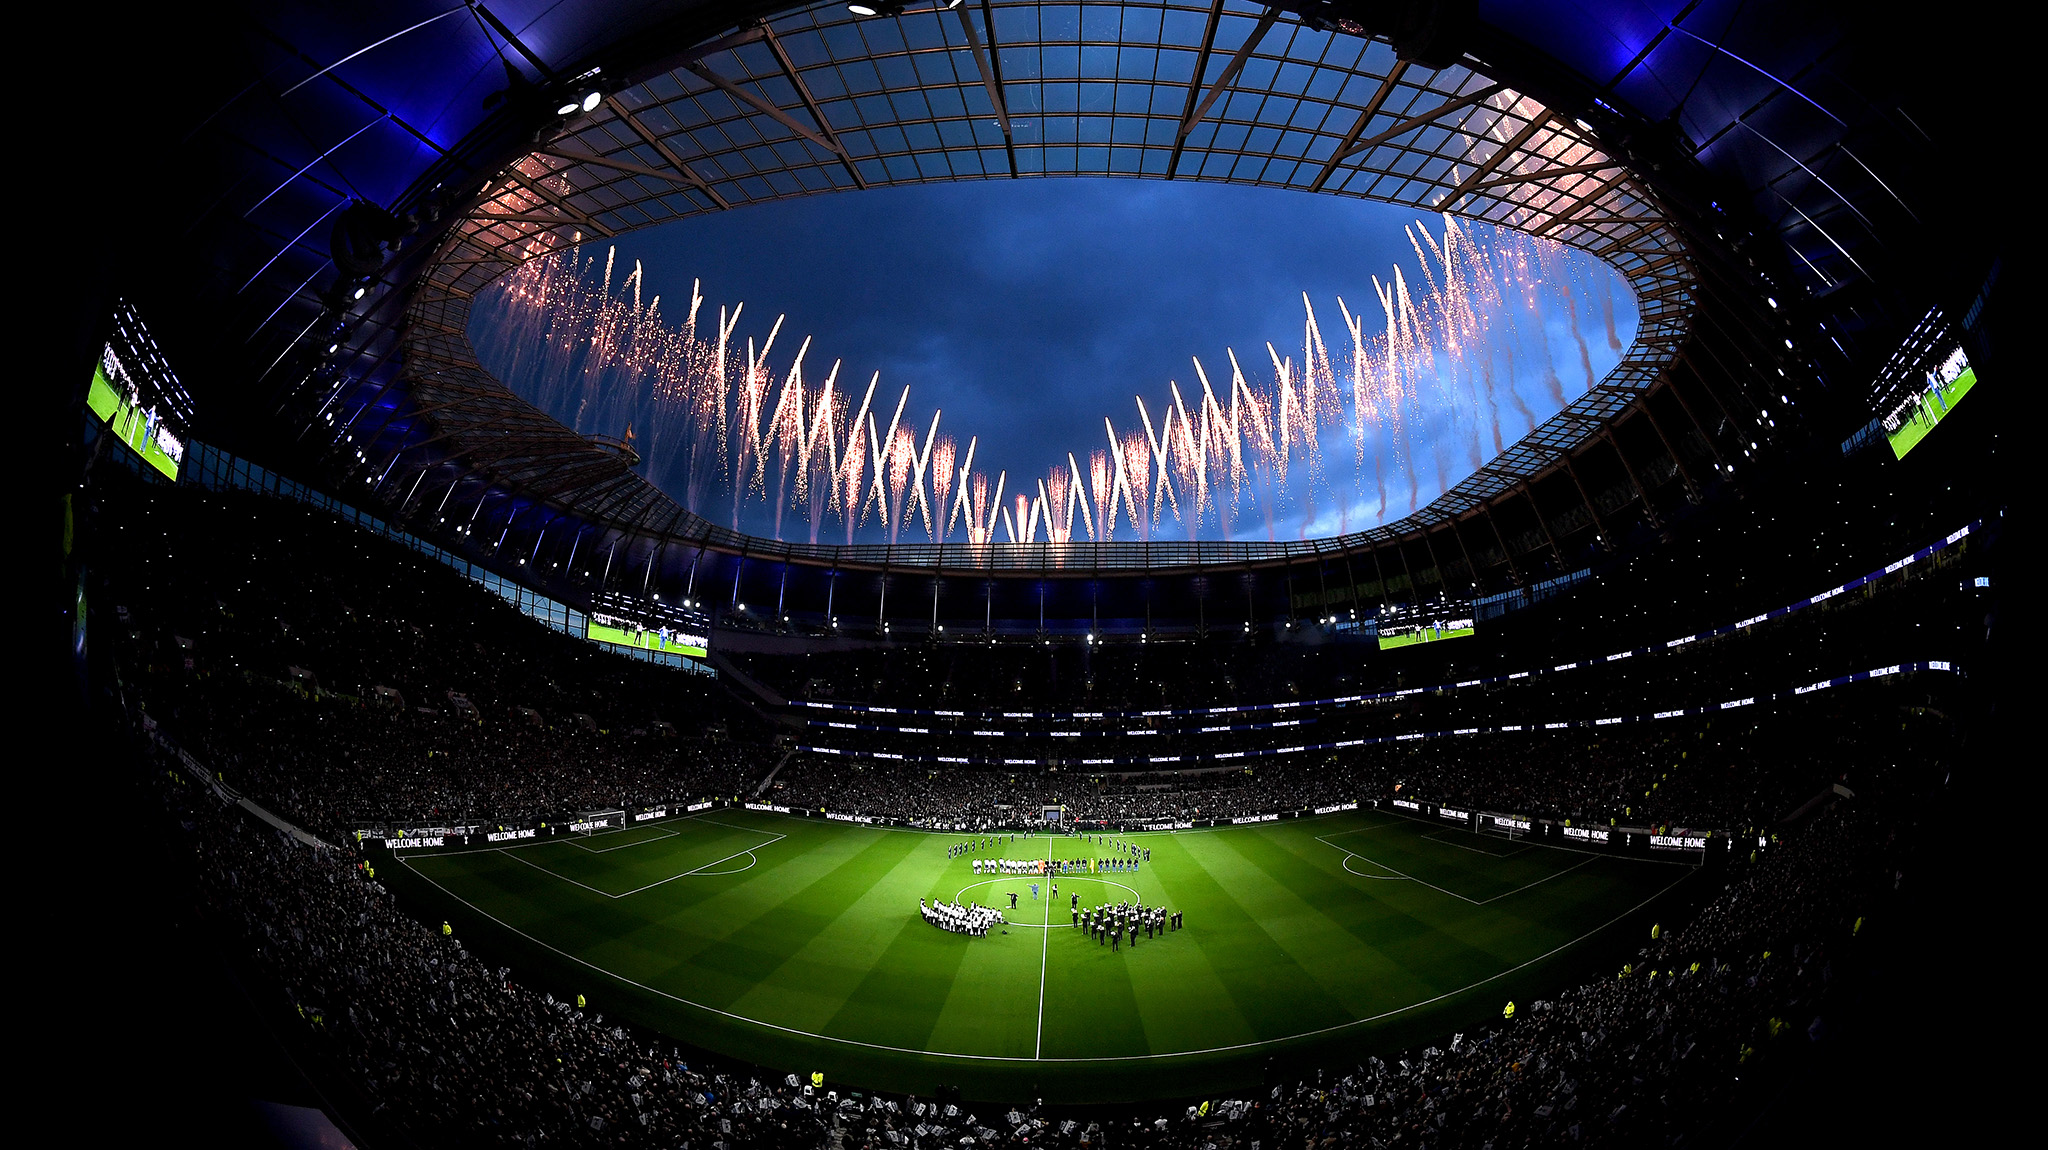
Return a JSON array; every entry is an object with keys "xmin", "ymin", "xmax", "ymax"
[
  {"xmin": 394, "ymin": 854, "xmax": 1695, "ymax": 1065},
  {"xmin": 1316, "ymin": 835, "xmax": 1601, "ymax": 905},
  {"xmin": 685, "ymin": 851, "xmax": 760, "ymax": 878},
  {"xmin": 953, "ymin": 877, "xmax": 1141, "ymax": 905},
  {"xmin": 1341, "ymin": 856, "xmax": 1410, "ymax": 880},
  {"xmin": 616, "ymin": 831, "xmax": 788, "ymax": 897},
  {"xmin": 496, "ymin": 847, "xmax": 617, "ymax": 898},
  {"xmin": 1035, "ymin": 832, "xmax": 1053, "ymax": 1059},
  {"xmin": 681, "ymin": 836, "xmax": 784, "ymax": 877},
  {"xmin": 1314, "ymin": 834, "xmax": 1483, "ymax": 904},
  {"xmin": 566, "ymin": 825, "xmax": 682, "ymax": 854},
  {"xmin": 1420, "ymin": 828, "xmax": 1533, "ymax": 859},
  {"xmin": 491, "ymin": 830, "xmax": 785, "ymax": 899},
  {"xmin": 1480, "ymin": 855, "xmax": 1601, "ymax": 904}
]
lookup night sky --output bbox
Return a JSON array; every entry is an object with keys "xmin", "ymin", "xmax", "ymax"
[{"xmin": 473, "ymin": 177, "xmax": 1637, "ymax": 541}]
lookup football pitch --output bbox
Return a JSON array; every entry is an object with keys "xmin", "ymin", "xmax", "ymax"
[{"xmin": 381, "ymin": 809, "xmax": 1700, "ymax": 1102}]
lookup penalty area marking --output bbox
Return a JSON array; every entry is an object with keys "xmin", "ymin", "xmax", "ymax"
[
  {"xmin": 1420, "ymin": 828, "xmax": 1536, "ymax": 859},
  {"xmin": 1316, "ymin": 834, "xmax": 1598, "ymax": 906},
  {"xmin": 1342, "ymin": 855, "xmax": 1410, "ymax": 880},
  {"xmin": 686, "ymin": 851, "xmax": 760, "ymax": 877},
  {"xmin": 565, "ymin": 825, "xmax": 683, "ymax": 854},
  {"xmin": 490, "ymin": 828, "xmax": 786, "ymax": 899},
  {"xmin": 396, "ymin": 852, "xmax": 1692, "ymax": 1065}
]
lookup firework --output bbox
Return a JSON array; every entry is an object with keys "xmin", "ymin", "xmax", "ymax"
[{"xmin": 470, "ymin": 217, "xmax": 1627, "ymax": 545}]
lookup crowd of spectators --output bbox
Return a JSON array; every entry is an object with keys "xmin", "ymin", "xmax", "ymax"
[
  {"xmin": 718, "ymin": 538, "xmax": 1976, "ymax": 717},
  {"xmin": 95, "ymin": 479, "xmax": 1966, "ymax": 1146},
  {"xmin": 98, "ymin": 482, "xmax": 1964, "ymax": 843},
  {"xmin": 768, "ymin": 698, "xmax": 1939, "ymax": 833},
  {"xmin": 100, "ymin": 485, "xmax": 764, "ymax": 842},
  {"xmin": 153, "ymin": 706, "xmax": 1931, "ymax": 1148},
  {"xmin": 163, "ymin": 681, "xmax": 760, "ymax": 843}
]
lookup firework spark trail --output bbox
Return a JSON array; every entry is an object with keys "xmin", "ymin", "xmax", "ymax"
[
  {"xmin": 471, "ymin": 219, "xmax": 1627, "ymax": 546},
  {"xmin": 1602, "ymin": 275, "xmax": 1623, "ymax": 352}
]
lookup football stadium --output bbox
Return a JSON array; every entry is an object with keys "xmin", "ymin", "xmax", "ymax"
[{"xmin": 53, "ymin": 1, "xmax": 2003, "ymax": 1146}]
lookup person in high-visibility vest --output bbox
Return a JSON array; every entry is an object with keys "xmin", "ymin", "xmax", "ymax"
[
  {"xmin": 576, "ymin": 994, "xmax": 586, "ymax": 1009},
  {"xmin": 1503, "ymin": 1001, "xmax": 1515, "ymax": 1020},
  {"xmin": 810, "ymin": 1071, "xmax": 824, "ymax": 1088},
  {"xmin": 1650, "ymin": 922, "xmax": 1661, "ymax": 940},
  {"xmin": 442, "ymin": 921, "xmax": 452, "ymax": 937}
]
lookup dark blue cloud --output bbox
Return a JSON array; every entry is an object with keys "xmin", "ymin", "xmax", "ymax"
[
  {"xmin": 612, "ymin": 179, "xmax": 1485, "ymax": 479},
  {"xmin": 477, "ymin": 178, "xmax": 1636, "ymax": 541}
]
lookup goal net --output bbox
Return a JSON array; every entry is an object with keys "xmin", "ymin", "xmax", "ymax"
[
  {"xmin": 572, "ymin": 809, "xmax": 627, "ymax": 837},
  {"xmin": 1475, "ymin": 812, "xmax": 1532, "ymax": 841}
]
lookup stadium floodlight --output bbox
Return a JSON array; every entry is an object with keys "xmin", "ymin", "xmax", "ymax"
[
  {"xmin": 555, "ymin": 101, "xmax": 580, "ymax": 116},
  {"xmin": 581, "ymin": 90, "xmax": 602, "ymax": 113},
  {"xmin": 847, "ymin": 2, "xmax": 879, "ymax": 13}
]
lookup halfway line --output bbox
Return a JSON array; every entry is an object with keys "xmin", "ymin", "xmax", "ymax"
[{"xmin": 1035, "ymin": 832, "xmax": 1053, "ymax": 1059}]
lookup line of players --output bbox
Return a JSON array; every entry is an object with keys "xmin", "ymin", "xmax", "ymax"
[
  {"xmin": 973, "ymin": 858, "xmax": 1047, "ymax": 874},
  {"xmin": 972, "ymin": 856, "xmax": 1145, "ymax": 875},
  {"xmin": 947, "ymin": 834, "xmax": 1152, "ymax": 865},
  {"xmin": 1071, "ymin": 893, "xmax": 1182, "ymax": 949},
  {"xmin": 946, "ymin": 833, "xmax": 1035, "ymax": 859}
]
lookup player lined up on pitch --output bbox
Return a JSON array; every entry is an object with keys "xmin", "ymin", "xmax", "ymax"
[
  {"xmin": 918, "ymin": 897, "xmax": 1005, "ymax": 937},
  {"xmin": 945, "ymin": 832, "xmax": 1034, "ymax": 859},
  {"xmin": 1075, "ymin": 834, "xmax": 1151, "ymax": 862},
  {"xmin": 970, "ymin": 855, "xmax": 1145, "ymax": 874},
  {"xmin": 973, "ymin": 857, "xmax": 1052, "ymax": 874}
]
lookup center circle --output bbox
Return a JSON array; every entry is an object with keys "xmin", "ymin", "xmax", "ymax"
[{"xmin": 951, "ymin": 875, "xmax": 1142, "ymax": 926}]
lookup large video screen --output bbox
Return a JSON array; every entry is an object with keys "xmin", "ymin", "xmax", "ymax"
[
  {"xmin": 586, "ymin": 619, "xmax": 708, "ymax": 658},
  {"xmin": 1378, "ymin": 619, "xmax": 1477, "ymax": 650},
  {"xmin": 1376, "ymin": 602, "xmax": 1476, "ymax": 650},
  {"xmin": 87, "ymin": 348, "xmax": 185, "ymax": 480},
  {"xmin": 1886, "ymin": 346, "xmax": 1976, "ymax": 460}
]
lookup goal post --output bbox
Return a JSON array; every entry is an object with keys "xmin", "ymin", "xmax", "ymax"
[
  {"xmin": 1476, "ymin": 811, "xmax": 1533, "ymax": 841},
  {"xmin": 572, "ymin": 809, "xmax": 628, "ymax": 837}
]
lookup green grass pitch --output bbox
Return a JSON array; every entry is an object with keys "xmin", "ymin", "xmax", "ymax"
[{"xmin": 380, "ymin": 810, "xmax": 1697, "ymax": 1103}]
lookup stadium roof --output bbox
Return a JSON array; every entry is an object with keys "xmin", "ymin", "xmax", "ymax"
[{"xmin": 100, "ymin": 0, "xmax": 1988, "ymax": 581}]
